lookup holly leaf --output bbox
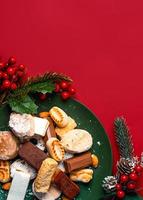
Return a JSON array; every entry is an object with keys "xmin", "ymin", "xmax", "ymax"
[
  {"xmin": 10, "ymin": 81, "xmax": 55, "ymax": 98},
  {"xmin": 8, "ymin": 95, "xmax": 38, "ymax": 114},
  {"xmin": 29, "ymin": 81, "xmax": 55, "ymax": 94}
]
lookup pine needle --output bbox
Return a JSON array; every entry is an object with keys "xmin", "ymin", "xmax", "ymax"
[
  {"xmin": 114, "ymin": 117, "xmax": 134, "ymax": 159},
  {"xmin": 22, "ymin": 71, "xmax": 72, "ymax": 87}
]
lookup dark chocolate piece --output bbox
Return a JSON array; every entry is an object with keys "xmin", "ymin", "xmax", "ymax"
[
  {"xmin": 64, "ymin": 152, "xmax": 92, "ymax": 173},
  {"xmin": 54, "ymin": 170, "xmax": 80, "ymax": 199},
  {"xmin": 18, "ymin": 142, "xmax": 48, "ymax": 170}
]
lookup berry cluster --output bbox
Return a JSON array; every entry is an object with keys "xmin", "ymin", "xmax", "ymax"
[
  {"xmin": 116, "ymin": 165, "xmax": 143, "ymax": 199},
  {"xmin": 55, "ymin": 81, "xmax": 76, "ymax": 100},
  {"xmin": 39, "ymin": 81, "xmax": 76, "ymax": 101},
  {"xmin": 0, "ymin": 56, "xmax": 26, "ymax": 91}
]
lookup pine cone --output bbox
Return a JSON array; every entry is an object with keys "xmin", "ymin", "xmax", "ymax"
[
  {"xmin": 117, "ymin": 157, "xmax": 139, "ymax": 176},
  {"xmin": 102, "ymin": 176, "xmax": 117, "ymax": 193}
]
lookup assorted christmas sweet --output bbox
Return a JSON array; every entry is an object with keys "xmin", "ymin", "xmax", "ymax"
[
  {"xmin": 0, "ymin": 56, "xmax": 99, "ymax": 200},
  {"xmin": 102, "ymin": 117, "xmax": 143, "ymax": 199},
  {"xmin": 0, "ymin": 106, "xmax": 99, "ymax": 200},
  {"xmin": 0, "ymin": 56, "xmax": 142, "ymax": 200}
]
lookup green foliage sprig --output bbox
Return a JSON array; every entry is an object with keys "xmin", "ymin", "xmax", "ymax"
[
  {"xmin": 5, "ymin": 72, "xmax": 72, "ymax": 114},
  {"xmin": 114, "ymin": 117, "xmax": 134, "ymax": 159}
]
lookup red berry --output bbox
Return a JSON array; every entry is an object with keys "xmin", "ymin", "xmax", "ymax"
[
  {"xmin": 8, "ymin": 56, "xmax": 16, "ymax": 65},
  {"xmin": 0, "ymin": 71, "xmax": 3, "ymax": 78},
  {"xmin": 10, "ymin": 83, "xmax": 17, "ymax": 90},
  {"xmin": 12, "ymin": 75, "xmax": 18, "ymax": 82},
  {"xmin": 2, "ymin": 80, "xmax": 11, "ymax": 89},
  {"xmin": 116, "ymin": 184, "xmax": 122, "ymax": 191},
  {"xmin": 60, "ymin": 81, "xmax": 69, "ymax": 90},
  {"xmin": 120, "ymin": 175, "xmax": 128, "ymax": 183},
  {"xmin": 61, "ymin": 91, "xmax": 70, "ymax": 100},
  {"xmin": 0, "ymin": 62, "xmax": 5, "ymax": 69},
  {"xmin": 127, "ymin": 182, "xmax": 136, "ymax": 190},
  {"xmin": 12, "ymin": 66, "xmax": 18, "ymax": 72},
  {"xmin": 2, "ymin": 73, "xmax": 8, "ymax": 79},
  {"xmin": 17, "ymin": 71, "xmax": 23, "ymax": 77},
  {"xmin": 68, "ymin": 86, "xmax": 76, "ymax": 95},
  {"xmin": 19, "ymin": 64, "xmax": 25, "ymax": 71},
  {"xmin": 116, "ymin": 190, "xmax": 125, "ymax": 199},
  {"xmin": 39, "ymin": 93, "xmax": 47, "ymax": 101},
  {"xmin": 54, "ymin": 83, "xmax": 60, "ymax": 93},
  {"xmin": 129, "ymin": 172, "xmax": 138, "ymax": 181},
  {"xmin": 7, "ymin": 67, "xmax": 15, "ymax": 75},
  {"xmin": 0, "ymin": 85, "xmax": 4, "ymax": 91},
  {"xmin": 134, "ymin": 165, "xmax": 143, "ymax": 173}
]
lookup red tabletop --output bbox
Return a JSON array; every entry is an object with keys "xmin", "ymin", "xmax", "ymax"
[{"xmin": 1, "ymin": 0, "xmax": 143, "ymax": 171}]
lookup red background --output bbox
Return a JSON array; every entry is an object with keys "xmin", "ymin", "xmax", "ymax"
[{"xmin": 0, "ymin": 0, "xmax": 143, "ymax": 170}]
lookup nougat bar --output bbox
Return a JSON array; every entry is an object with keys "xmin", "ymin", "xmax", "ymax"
[
  {"xmin": 64, "ymin": 152, "xmax": 92, "ymax": 173},
  {"xmin": 7, "ymin": 171, "xmax": 30, "ymax": 200},
  {"xmin": 54, "ymin": 170, "xmax": 80, "ymax": 199},
  {"xmin": 19, "ymin": 142, "xmax": 48, "ymax": 170}
]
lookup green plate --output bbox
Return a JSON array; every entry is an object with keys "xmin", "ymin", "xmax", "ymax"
[{"xmin": 0, "ymin": 94, "xmax": 112, "ymax": 200}]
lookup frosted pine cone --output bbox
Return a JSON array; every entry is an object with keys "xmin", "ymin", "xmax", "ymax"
[
  {"xmin": 117, "ymin": 157, "xmax": 139, "ymax": 175},
  {"xmin": 102, "ymin": 176, "xmax": 117, "ymax": 193}
]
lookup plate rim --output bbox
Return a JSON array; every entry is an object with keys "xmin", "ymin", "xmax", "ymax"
[{"xmin": 71, "ymin": 97, "xmax": 113, "ymax": 175}]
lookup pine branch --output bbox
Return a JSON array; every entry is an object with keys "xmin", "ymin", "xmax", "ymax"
[
  {"xmin": 114, "ymin": 117, "xmax": 134, "ymax": 159},
  {"xmin": 23, "ymin": 72, "xmax": 72, "ymax": 87},
  {"xmin": 8, "ymin": 72, "xmax": 72, "ymax": 99}
]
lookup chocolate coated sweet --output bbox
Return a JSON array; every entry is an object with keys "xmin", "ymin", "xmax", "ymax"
[
  {"xmin": 54, "ymin": 170, "xmax": 80, "ymax": 199},
  {"xmin": 18, "ymin": 142, "xmax": 48, "ymax": 170},
  {"xmin": 64, "ymin": 152, "xmax": 92, "ymax": 173}
]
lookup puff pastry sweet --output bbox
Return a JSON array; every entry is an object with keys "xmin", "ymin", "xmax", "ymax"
[
  {"xmin": 34, "ymin": 158, "xmax": 58, "ymax": 193},
  {"xmin": 61, "ymin": 129, "xmax": 93, "ymax": 153},
  {"xmin": 49, "ymin": 107, "xmax": 69, "ymax": 128},
  {"xmin": 55, "ymin": 117, "xmax": 77, "ymax": 138},
  {"xmin": 0, "ymin": 161, "xmax": 10, "ymax": 183},
  {"xmin": 70, "ymin": 169, "xmax": 93, "ymax": 183},
  {"xmin": 46, "ymin": 138, "xmax": 65, "ymax": 162},
  {"xmin": 0, "ymin": 131, "xmax": 19, "ymax": 160}
]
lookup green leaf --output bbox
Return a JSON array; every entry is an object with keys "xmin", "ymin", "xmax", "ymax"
[
  {"xmin": 29, "ymin": 81, "xmax": 55, "ymax": 94},
  {"xmin": 11, "ymin": 80, "xmax": 55, "ymax": 97},
  {"xmin": 8, "ymin": 95, "xmax": 38, "ymax": 114}
]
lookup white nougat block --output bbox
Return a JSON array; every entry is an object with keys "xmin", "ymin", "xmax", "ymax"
[
  {"xmin": 7, "ymin": 171, "xmax": 30, "ymax": 200},
  {"xmin": 33, "ymin": 117, "xmax": 49, "ymax": 137}
]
